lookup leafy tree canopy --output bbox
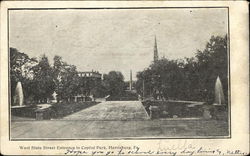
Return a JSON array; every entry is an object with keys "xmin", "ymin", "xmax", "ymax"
[
  {"xmin": 103, "ymin": 71, "xmax": 125, "ymax": 97},
  {"xmin": 136, "ymin": 35, "xmax": 228, "ymax": 103}
]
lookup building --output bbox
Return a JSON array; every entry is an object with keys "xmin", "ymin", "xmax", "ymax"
[
  {"xmin": 78, "ymin": 71, "xmax": 102, "ymax": 79},
  {"xmin": 74, "ymin": 71, "xmax": 102, "ymax": 102}
]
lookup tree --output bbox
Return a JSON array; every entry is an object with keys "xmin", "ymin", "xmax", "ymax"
[
  {"xmin": 136, "ymin": 35, "xmax": 228, "ymax": 103},
  {"xmin": 194, "ymin": 35, "xmax": 228, "ymax": 103},
  {"xmin": 53, "ymin": 55, "xmax": 80, "ymax": 102},
  {"xmin": 10, "ymin": 47, "xmax": 38, "ymax": 105},
  {"xmin": 32, "ymin": 55, "xmax": 55, "ymax": 103},
  {"xmin": 52, "ymin": 55, "xmax": 64, "ymax": 101},
  {"xmin": 90, "ymin": 82, "xmax": 107, "ymax": 98},
  {"xmin": 151, "ymin": 59, "xmax": 185, "ymax": 100},
  {"xmin": 136, "ymin": 69, "xmax": 149, "ymax": 97},
  {"xmin": 136, "ymin": 59, "xmax": 186, "ymax": 100},
  {"xmin": 103, "ymin": 71, "xmax": 125, "ymax": 97},
  {"xmin": 59, "ymin": 65, "xmax": 79, "ymax": 101}
]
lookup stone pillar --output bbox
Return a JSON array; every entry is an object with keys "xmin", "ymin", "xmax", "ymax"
[
  {"xmin": 149, "ymin": 105, "xmax": 160, "ymax": 119},
  {"xmin": 35, "ymin": 109, "xmax": 45, "ymax": 120}
]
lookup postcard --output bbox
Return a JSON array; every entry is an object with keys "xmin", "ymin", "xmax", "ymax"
[{"xmin": 0, "ymin": 0, "xmax": 249, "ymax": 155}]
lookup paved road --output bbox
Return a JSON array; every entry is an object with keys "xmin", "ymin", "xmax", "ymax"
[{"xmin": 63, "ymin": 101, "xmax": 149, "ymax": 120}]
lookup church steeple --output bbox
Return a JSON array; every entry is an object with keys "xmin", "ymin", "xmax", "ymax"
[{"xmin": 154, "ymin": 36, "xmax": 159, "ymax": 62}]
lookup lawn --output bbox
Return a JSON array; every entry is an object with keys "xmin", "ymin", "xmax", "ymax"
[
  {"xmin": 142, "ymin": 100, "xmax": 228, "ymax": 120},
  {"xmin": 106, "ymin": 90, "xmax": 138, "ymax": 101},
  {"xmin": 11, "ymin": 101, "xmax": 100, "ymax": 120},
  {"xmin": 142, "ymin": 100, "xmax": 204, "ymax": 118},
  {"xmin": 49, "ymin": 101, "xmax": 100, "ymax": 119}
]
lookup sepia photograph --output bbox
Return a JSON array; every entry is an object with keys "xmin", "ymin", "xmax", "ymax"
[{"xmin": 9, "ymin": 7, "xmax": 230, "ymax": 140}]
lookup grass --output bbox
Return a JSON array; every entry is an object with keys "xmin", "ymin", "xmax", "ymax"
[
  {"xmin": 142, "ymin": 100, "xmax": 228, "ymax": 121},
  {"xmin": 106, "ymin": 91, "xmax": 138, "ymax": 101},
  {"xmin": 49, "ymin": 101, "xmax": 99, "ymax": 119},
  {"xmin": 142, "ymin": 100, "xmax": 204, "ymax": 118},
  {"xmin": 11, "ymin": 105, "xmax": 37, "ymax": 118},
  {"xmin": 11, "ymin": 101, "xmax": 100, "ymax": 120}
]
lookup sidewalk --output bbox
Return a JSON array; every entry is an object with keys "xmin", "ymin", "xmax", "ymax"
[{"xmin": 11, "ymin": 119, "xmax": 229, "ymax": 139}]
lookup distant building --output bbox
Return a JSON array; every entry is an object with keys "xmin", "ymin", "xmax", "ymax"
[
  {"xmin": 78, "ymin": 71, "xmax": 102, "ymax": 79},
  {"xmin": 74, "ymin": 71, "xmax": 102, "ymax": 102}
]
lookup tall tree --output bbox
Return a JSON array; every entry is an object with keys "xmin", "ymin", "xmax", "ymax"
[
  {"xmin": 136, "ymin": 35, "xmax": 228, "ymax": 103},
  {"xmin": 103, "ymin": 71, "xmax": 125, "ymax": 97},
  {"xmin": 10, "ymin": 47, "xmax": 38, "ymax": 105},
  {"xmin": 32, "ymin": 55, "xmax": 55, "ymax": 103},
  {"xmin": 59, "ymin": 64, "xmax": 79, "ymax": 101},
  {"xmin": 194, "ymin": 35, "xmax": 228, "ymax": 103},
  {"xmin": 53, "ymin": 55, "xmax": 80, "ymax": 102}
]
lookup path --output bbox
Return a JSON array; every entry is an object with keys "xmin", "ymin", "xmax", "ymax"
[
  {"xmin": 63, "ymin": 101, "xmax": 149, "ymax": 120},
  {"xmin": 11, "ymin": 119, "xmax": 229, "ymax": 139}
]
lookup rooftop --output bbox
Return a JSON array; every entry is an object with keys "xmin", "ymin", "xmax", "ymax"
[{"xmin": 78, "ymin": 71, "xmax": 101, "ymax": 78}]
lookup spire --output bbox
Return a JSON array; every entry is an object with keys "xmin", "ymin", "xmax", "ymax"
[{"xmin": 154, "ymin": 35, "xmax": 158, "ymax": 62}]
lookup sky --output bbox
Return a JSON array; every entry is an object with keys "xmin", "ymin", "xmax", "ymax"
[{"xmin": 9, "ymin": 8, "xmax": 228, "ymax": 81}]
